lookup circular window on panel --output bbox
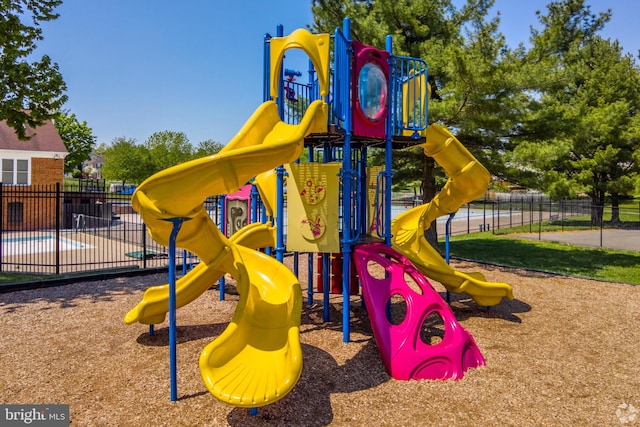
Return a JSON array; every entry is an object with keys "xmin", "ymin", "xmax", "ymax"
[{"xmin": 358, "ymin": 61, "xmax": 388, "ymax": 122}]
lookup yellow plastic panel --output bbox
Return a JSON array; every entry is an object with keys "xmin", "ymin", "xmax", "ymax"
[
  {"xmin": 285, "ymin": 162, "xmax": 341, "ymax": 253},
  {"xmin": 270, "ymin": 29, "xmax": 330, "ymax": 99},
  {"xmin": 366, "ymin": 165, "xmax": 384, "ymax": 236}
]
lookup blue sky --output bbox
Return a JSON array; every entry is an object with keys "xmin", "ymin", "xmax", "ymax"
[{"xmin": 34, "ymin": 1, "xmax": 639, "ymax": 147}]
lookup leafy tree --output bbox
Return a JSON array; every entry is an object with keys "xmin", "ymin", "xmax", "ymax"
[
  {"xmin": 54, "ymin": 112, "xmax": 96, "ymax": 173},
  {"xmin": 0, "ymin": 0, "xmax": 67, "ymax": 139},
  {"xmin": 144, "ymin": 131, "xmax": 193, "ymax": 174},
  {"xmin": 193, "ymin": 139, "xmax": 224, "ymax": 158},
  {"xmin": 509, "ymin": 0, "xmax": 640, "ymax": 224},
  {"xmin": 101, "ymin": 137, "xmax": 153, "ymax": 184}
]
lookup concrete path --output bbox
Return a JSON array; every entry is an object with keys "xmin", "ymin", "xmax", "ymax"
[{"xmin": 513, "ymin": 229, "xmax": 640, "ymax": 252}]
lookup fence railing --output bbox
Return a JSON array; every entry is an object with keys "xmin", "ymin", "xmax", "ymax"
[
  {"xmin": 0, "ymin": 184, "xmax": 217, "ymax": 275},
  {"xmin": 1, "ymin": 185, "xmax": 637, "ymax": 276}
]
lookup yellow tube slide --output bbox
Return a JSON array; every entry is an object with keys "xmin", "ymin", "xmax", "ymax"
[
  {"xmin": 391, "ymin": 124, "xmax": 514, "ymax": 306},
  {"xmin": 125, "ymin": 99, "xmax": 328, "ymax": 407}
]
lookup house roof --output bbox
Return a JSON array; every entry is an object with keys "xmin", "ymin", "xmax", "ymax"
[{"xmin": 0, "ymin": 118, "xmax": 68, "ymax": 154}]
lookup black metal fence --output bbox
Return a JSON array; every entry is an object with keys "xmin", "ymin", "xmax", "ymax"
[
  {"xmin": 1, "ymin": 185, "xmax": 637, "ymax": 276},
  {"xmin": 0, "ymin": 184, "xmax": 216, "ymax": 275},
  {"xmin": 396, "ymin": 192, "xmax": 640, "ymax": 239}
]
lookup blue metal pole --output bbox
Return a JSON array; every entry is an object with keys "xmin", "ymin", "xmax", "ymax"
[
  {"xmin": 445, "ymin": 212, "xmax": 455, "ymax": 304},
  {"xmin": 250, "ymin": 184, "xmax": 259, "ymax": 224},
  {"xmin": 341, "ymin": 17, "xmax": 352, "ymax": 343},
  {"xmin": 323, "ymin": 253, "xmax": 330, "ymax": 322},
  {"xmin": 384, "ymin": 35, "xmax": 394, "ymax": 246},
  {"xmin": 274, "ymin": 24, "xmax": 285, "ymax": 262},
  {"xmin": 218, "ymin": 195, "xmax": 226, "ymax": 300},
  {"xmin": 276, "ymin": 165, "xmax": 285, "ymax": 263},
  {"xmin": 307, "ymin": 253, "xmax": 314, "ymax": 306},
  {"xmin": 164, "ymin": 217, "xmax": 188, "ymax": 402}
]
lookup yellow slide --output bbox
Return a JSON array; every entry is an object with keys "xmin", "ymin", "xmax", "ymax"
[
  {"xmin": 125, "ymin": 99, "xmax": 328, "ymax": 407},
  {"xmin": 391, "ymin": 124, "xmax": 514, "ymax": 307}
]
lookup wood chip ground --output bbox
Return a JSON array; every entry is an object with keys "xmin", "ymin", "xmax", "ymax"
[{"xmin": 1, "ymin": 258, "xmax": 638, "ymax": 426}]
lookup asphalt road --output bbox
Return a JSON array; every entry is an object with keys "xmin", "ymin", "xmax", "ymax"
[{"xmin": 513, "ymin": 229, "xmax": 640, "ymax": 252}]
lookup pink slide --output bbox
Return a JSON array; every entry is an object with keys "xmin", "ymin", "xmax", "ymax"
[{"xmin": 352, "ymin": 243, "xmax": 485, "ymax": 381}]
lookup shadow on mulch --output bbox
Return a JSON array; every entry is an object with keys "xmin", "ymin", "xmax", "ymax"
[
  {"xmin": 0, "ymin": 273, "xmax": 159, "ymax": 313},
  {"xmin": 443, "ymin": 292, "xmax": 531, "ymax": 323},
  {"xmin": 226, "ymin": 341, "xmax": 388, "ymax": 427},
  {"xmin": 135, "ymin": 322, "xmax": 228, "ymax": 346}
]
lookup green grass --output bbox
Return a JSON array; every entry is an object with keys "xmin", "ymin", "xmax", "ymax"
[
  {"xmin": 440, "ymin": 232, "xmax": 640, "ymax": 285},
  {"xmin": 0, "ymin": 272, "xmax": 57, "ymax": 284}
]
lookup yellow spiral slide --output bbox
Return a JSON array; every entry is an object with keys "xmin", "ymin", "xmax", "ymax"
[
  {"xmin": 391, "ymin": 124, "xmax": 514, "ymax": 306},
  {"xmin": 125, "ymin": 99, "xmax": 328, "ymax": 408}
]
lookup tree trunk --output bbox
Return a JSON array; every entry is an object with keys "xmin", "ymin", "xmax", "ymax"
[
  {"xmin": 421, "ymin": 156, "xmax": 442, "ymax": 254},
  {"xmin": 591, "ymin": 190, "xmax": 605, "ymax": 226},
  {"xmin": 610, "ymin": 193, "xmax": 620, "ymax": 224}
]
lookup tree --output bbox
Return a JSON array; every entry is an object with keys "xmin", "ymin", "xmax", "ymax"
[
  {"xmin": 144, "ymin": 131, "xmax": 194, "ymax": 174},
  {"xmin": 101, "ymin": 137, "xmax": 153, "ymax": 184},
  {"xmin": 0, "ymin": 0, "xmax": 67, "ymax": 139},
  {"xmin": 54, "ymin": 112, "xmax": 96, "ymax": 174},
  {"xmin": 193, "ymin": 139, "xmax": 224, "ymax": 159},
  {"xmin": 509, "ymin": 0, "xmax": 640, "ymax": 224}
]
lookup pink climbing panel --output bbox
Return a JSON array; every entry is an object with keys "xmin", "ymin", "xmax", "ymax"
[{"xmin": 352, "ymin": 243, "xmax": 485, "ymax": 380}]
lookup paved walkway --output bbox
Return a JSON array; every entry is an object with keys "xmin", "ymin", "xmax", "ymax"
[{"xmin": 513, "ymin": 229, "xmax": 640, "ymax": 252}]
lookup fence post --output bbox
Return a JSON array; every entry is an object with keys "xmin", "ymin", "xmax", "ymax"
[
  {"xmin": 538, "ymin": 200, "xmax": 542, "ymax": 240},
  {"xmin": 466, "ymin": 203, "xmax": 470, "ymax": 235},
  {"xmin": 55, "ymin": 183, "xmax": 61, "ymax": 275},
  {"xmin": 482, "ymin": 194, "xmax": 487, "ymax": 234},
  {"xmin": 492, "ymin": 201, "xmax": 496, "ymax": 234},
  {"xmin": 0, "ymin": 184, "xmax": 3, "ymax": 272},
  {"xmin": 142, "ymin": 223, "xmax": 147, "ymax": 270},
  {"xmin": 509, "ymin": 195, "xmax": 513, "ymax": 228}
]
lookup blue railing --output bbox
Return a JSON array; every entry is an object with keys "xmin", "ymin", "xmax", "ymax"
[{"xmin": 391, "ymin": 55, "xmax": 428, "ymax": 137}]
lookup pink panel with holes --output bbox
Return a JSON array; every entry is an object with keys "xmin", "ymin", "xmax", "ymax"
[{"xmin": 353, "ymin": 243, "xmax": 485, "ymax": 380}]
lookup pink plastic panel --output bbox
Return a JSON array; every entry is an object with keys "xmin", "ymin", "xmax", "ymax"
[{"xmin": 353, "ymin": 243, "xmax": 485, "ymax": 380}]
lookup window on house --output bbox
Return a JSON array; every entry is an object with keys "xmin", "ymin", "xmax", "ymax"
[
  {"xmin": 2, "ymin": 159, "xmax": 13, "ymax": 184},
  {"xmin": 1, "ymin": 159, "xmax": 30, "ymax": 185}
]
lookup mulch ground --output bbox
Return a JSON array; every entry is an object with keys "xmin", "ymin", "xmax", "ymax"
[{"xmin": 1, "ymin": 258, "xmax": 638, "ymax": 426}]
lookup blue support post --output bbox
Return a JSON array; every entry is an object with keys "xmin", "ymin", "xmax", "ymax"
[
  {"xmin": 276, "ymin": 165, "xmax": 285, "ymax": 262},
  {"xmin": 445, "ymin": 212, "xmax": 455, "ymax": 303},
  {"xmin": 272, "ymin": 24, "xmax": 284, "ymax": 262},
  {"xmin": 250, "ymin": 184, "xmax": 259, "ymax": 223},
  {"xmin": 359, "ymin": 146, "xmax": 368, "ymax": 237},
  {"xmin": 218, "ymin": 195, "xmax": 226, "ymax": 300},
  {"xmin": 384, "ymin": 34, "xmax": 394, "ymax": 246},
  {"xmin": 163, "ymin": 217, "xmax": 189, "ymax": 402},
  {"xmin": 340, "ymin": 17, "xmax": 353, "ymax": 343},
  {"xmin": 307, "ymin": 253, "xmax": 314, "ymax": 306},
  {"xmin": 182, "ymin": 249, "xmax": 188, "ymax": 275},
  {"xmin": 322, "ymin": 253, "xmax": 330, "ymax": 322}
]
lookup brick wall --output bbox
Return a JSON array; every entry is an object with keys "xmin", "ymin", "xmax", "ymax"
[
  {"xmin": 31, "ymin": 157, "xmax": 65, "ymax": 186},
  {"xmin": 1, "ymin": 158, "xmax": 64, "ymax": 231}
]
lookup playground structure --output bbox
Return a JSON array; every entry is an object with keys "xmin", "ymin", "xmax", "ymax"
[{"xmin": 124, "ymin": 19, "xmax": 514, "ymax": 409}]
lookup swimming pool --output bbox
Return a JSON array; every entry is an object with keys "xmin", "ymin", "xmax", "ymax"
[{"xmin": 1, "ymin": 235, "xmax": 93, "ymax": 256}]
